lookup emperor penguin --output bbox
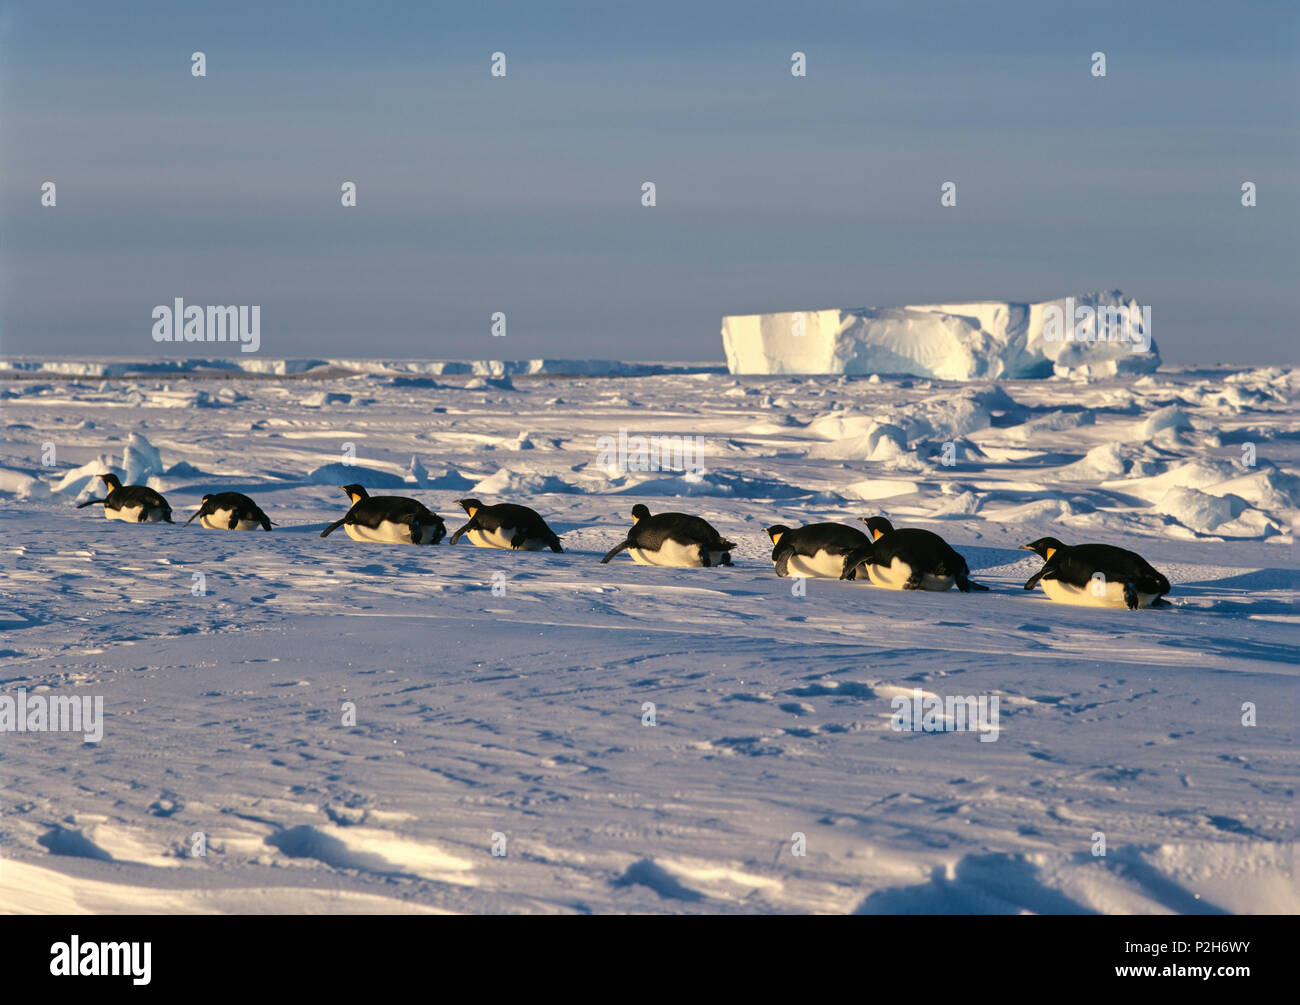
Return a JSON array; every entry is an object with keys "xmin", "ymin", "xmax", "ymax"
[
  {"xmin": 448, "ymin": 498, "xmax": 563, "ymax": 552},
  {"xmin": 320, "ymin": 484, "xmax": 446, "ymax": 544},
  {"xmin": 601, "ymin": 504, "xmax": 736, "ymax": 567},
  {"xmin": 75, "ymin": 473, "xmax": 173, "ymax": 523},
  {"xmin": 185, "ymin": 492, "xmax": 273, "ymax": 531},
  {"xmin": 841, "ymin": 516, "xmax": 987, "ymax": 592},
  {"xmin": 765, "ymin": 523, "xmax": 871, "ymax": 579},
  {"xmin": 1021, "ymin": 537, "xmax": 1170, "ymax": 609}
]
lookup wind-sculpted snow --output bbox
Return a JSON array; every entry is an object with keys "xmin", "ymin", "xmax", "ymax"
[
  {"xmin": 723, "ymin": 291, "xmax": 1161, "ymax": 379},
  {"xmin": 0, "ymin": 361, "xmax": 1295, "ymax": 914}
]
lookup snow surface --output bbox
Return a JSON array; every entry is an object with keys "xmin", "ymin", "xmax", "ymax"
[
  {"xmin": 0, "ymin": 362, "xmax": 1295, "ymax": 914},
  {"xmin": 723, "ymin": 291, "xmax": 1160, "ymax": 379}
]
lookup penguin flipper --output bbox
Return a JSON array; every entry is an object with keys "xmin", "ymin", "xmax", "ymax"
[
  {"xmin": 600, "ymin": 540, "xmax": 630, "ymax": 564},
  {"xmin": 448, "ymin": 518, "xmax": 477, "ymax": 545},
  {"xmin": 76, "ymin": 498, "xmax": 106, "ymax": 509},
  {"xmin": 773, "ymin": 547, "xmax": 793, "ymax": 577},
  {"xmin": 840, "ymin": 546, "xmax": 873, "ymax": 580},
  {"xmin": 183, "ymin": 508, "xmax": 204, "ymax": 526},
  {"xmin": 547, "ymin": 533, "xmax": 563, "ymax": 553},
  {"xmin": 956, "ymin": 572, "xmax": 989, "ymax": 592},
  {"xmin": 320, "ymin": 517, "xmax": 348, "ymax": 538},
  {"xmin": 1023, "ymin": 568, "xmax": 1047, "ymax": 591}
]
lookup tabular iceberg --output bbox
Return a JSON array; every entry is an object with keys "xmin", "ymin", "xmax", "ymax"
[{"xmin": 721, "ymin": 290, "xmax": 1160, "ymax": 380}]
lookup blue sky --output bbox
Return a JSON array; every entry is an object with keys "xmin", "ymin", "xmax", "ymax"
[{"xmin": 1, "ymin": 0, "xmax": 1296, "ymax": 363}]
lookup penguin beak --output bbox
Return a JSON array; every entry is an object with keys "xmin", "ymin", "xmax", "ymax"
[{"xmin": 1019, "ymin": 544, "xmax": 1034, "ymax": 551}]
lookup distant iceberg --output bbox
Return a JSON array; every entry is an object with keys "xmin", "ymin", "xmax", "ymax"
[{"xmin": 721, "ymin": 290, "xmax": 1160, "ymax": 379}]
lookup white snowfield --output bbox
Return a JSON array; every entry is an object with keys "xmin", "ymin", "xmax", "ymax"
[
  {"xmin": 723, "ymin": 291, "xmax": 1160, "ymax": 380},
  {"xmin": 0, "ymin": 361, "xmax": 1295, "ymax": 915}
]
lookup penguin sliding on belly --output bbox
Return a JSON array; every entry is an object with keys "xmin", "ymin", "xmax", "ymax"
[
  {"xmin": 601, "ymin": 505, "xmax": 736, "ymax": 567},
  {"xmin": 185, "ymin": 492, "xmax": 273, "ymax": 531},
  {"xmin": 765, "ymin": 522, "xmax": 870, "ymax": 579},
  {"xmin": 76, "ymin": 473, "xmax": 173, "ymax": 523},
  {"xmin": 1021, "ymin": 537, "xmax": 1170, "ymax": 609},
  {"xmin": 448, "ymin": 498, "xmax": 563, "ymax": 552},
  {"xmin": 320, "ymin": 485, "xmax": 446, "ymax": 544},
  {"xmin": 841, "ymin": 516, "xmax": 987, "ymax": 592}
]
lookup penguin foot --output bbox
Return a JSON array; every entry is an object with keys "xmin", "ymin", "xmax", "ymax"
[{"xmin": 1123, "ymin": 583, "xmax": 1139, "ymax": 610}]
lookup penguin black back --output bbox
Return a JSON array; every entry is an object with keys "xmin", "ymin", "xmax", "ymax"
[
  {"xmin": 1021, "ymin": 537, "xmax": 1170, "ymax": 608},
  {"xmin": 842, "ymin": 517, "xmax": 986, "ymax": 592},
  {"xmin": 448, "ymin": 498, "xmax": 563, "ymax": 552},
  {"xmin": 321, "ymin": 485, "xmax": 445, "ymax": 544},
  {"xmin": 184, "ymin": 491, "xmax": 273, "ymax": 531},
  {"xmin": 76, "ymin": 473, "xmax": 173, "ymax": 523},
  {"xmin": 765, "ymin": 522, "xmax": 870, "ymax": 579},
  {"xmin": 601, "ymin": 505, "xmax": 736, "ymax": 566}
]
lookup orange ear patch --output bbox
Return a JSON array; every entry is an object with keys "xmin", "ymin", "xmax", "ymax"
[{"xmin": 1044, "ymin": 547, "xmax": 1056, "ymax": 561}]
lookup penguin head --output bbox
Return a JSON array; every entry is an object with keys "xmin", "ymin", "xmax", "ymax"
[
  {"xmin": 631, "ymin": 504, "xmax": 651, "ymax": 523},
  {"xmin": 860, "ymin": 516, "xmax": 895, "ymax": 541},
  {"xmin": 98, "ymin": 473, "xmax": 123, "ymax": 491},
  {"xmin": 340, "ymin": 484, "xmax": 369, "ymax": 504},
  {"xmin": 200, "ymin": 494, "xmax": 213, "ymax": 506},
  {"xmin": 456, "ymin": 498, "xmax": 482, "ymax": 516},
  {"xmin": 765, "ymin": 524, "xmax": 790, "ymax": 544},
  {"xmin": 1022, "ymin": 537, "xmax": 1066, "ymax": 561}
]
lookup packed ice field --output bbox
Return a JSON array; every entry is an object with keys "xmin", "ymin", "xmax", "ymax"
[{"xmin": 0, "ymin": 359, "xmax": 1295, "ymax": 914}]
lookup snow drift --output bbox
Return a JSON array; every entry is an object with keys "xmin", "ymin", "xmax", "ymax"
[{"xmin": 722, "ymin": 290, "xmax": 1160, "ymax": 379}]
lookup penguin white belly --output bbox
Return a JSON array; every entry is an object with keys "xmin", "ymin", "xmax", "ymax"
[
  {"xmin": 465, "ymin": 526, "xmax": 546, "ymax": 550},
  {"xmin": 627, "ymin": 539, "xmax": 728, "ymax": 567},
  {"xmin": 200, "ymin": 508, "xmax": 262, "ymax": 531},
  {"xmin": 345, "ymin": 520, "xmax": 419, "ymax": 544},
  {"xmin": 1041, "ymin": 578, "xmax": 1159, "ymax": 609},
  {"xmin": 786, "ymin": 550, "xmax": 847, "ymax": 579},
  {"xmin": 107, "ymin": 505, "xmax": 166, "ymax": 523},
  {"xmin": 866, "ymin": 557, "xmax": 954, "ymax": 591}
]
